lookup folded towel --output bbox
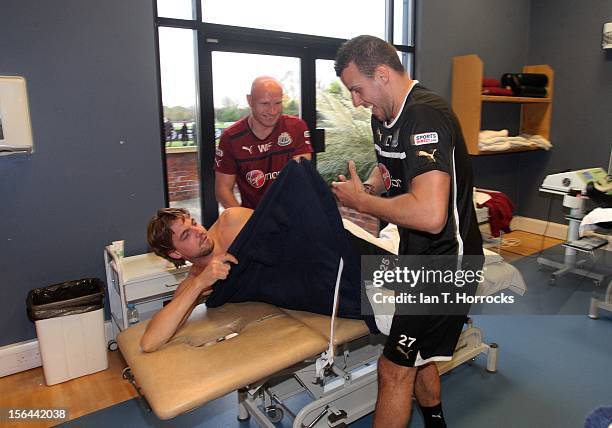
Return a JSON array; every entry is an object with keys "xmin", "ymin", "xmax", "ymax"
[
  {"xmin": 482, "ymin": 77, "xmax": 501, "ymax": 87},
  {"xmin": 478, "ymin": 138, "xmax": 529, "ymax": 152},
  {"xmin": 479, "ymin": 136, "xmax": 531, "ymax": 146},
  {"xmin": 579, "ymin": 208, "xmax": 612, "ymax": 236},
  {"xmin": 478, "ymin": 142, "xmax": 513, "ymax": 151},
  {"xmin": 474, "ymin": 190, "xmax": 492, "ymax": 205},
  {"xmin": 478, "ymin": 133, "xmax": 552, "ymax": 152},
  {"xmin": 520, "ymin": 134, "xmax": 552, "ymax": 150},
  {"xmin": 479, "ymin": 129, "xmax": 509, "ymax": 140},
  {"xmin": 482, "ymin": 87, "xmax": 514, "ymax": 96}
]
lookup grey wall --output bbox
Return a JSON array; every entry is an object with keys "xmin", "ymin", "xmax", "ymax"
[
  {"xmin": 520, "ymin": 0, "xmax": 612, "ymax": 220},
  {"xmin": 417, "ymin": 0, "xmax": 531, "ymax": 105},
  {"xmin": 0, "ymin": 0, "xmax": 164, "ymax": 346},
  {"xmin": 418, "ymin": 0, "xmax": 612, "ymax": 223},
  {"xmin": 417, "ymin": 0, "xmax": 534, "ymax": 209}
]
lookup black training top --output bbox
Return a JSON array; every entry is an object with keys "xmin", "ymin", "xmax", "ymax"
[{"xmin": 371, "ymin": 83, "xmax": 482, "ymax": 256}]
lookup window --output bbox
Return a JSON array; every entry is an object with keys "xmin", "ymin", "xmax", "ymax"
[
  {"xmin": 393, "ymin": 0, "xmax": 415, "ymax": 46},
  {"xmin": 211, "ymin": 51, "xmax": 302, "ymax": 212},
  {"xmin": 155, "ymin": 2, "xmax": 416, "ymax": 225},
  {"xmin": 315, "ymin": 59, "xmax": 381, "ymax": 234},
  {"xmin": 201, "ymin": 0, "xmax": 386, "ymax": 40},
  {"xmin": 158, "ymin": 27, "xmax": 202, "ymax": 223},
  {"xmin": 156, "ymin": 0, "xmax": 194, "ymax": 20},
  {"xmin": 211, "ymin": 52, "xmax": 301, "ymax": 124},
  {"xmin": 315, "ymin": 59, "xmax": 376, "ymax": 185}
]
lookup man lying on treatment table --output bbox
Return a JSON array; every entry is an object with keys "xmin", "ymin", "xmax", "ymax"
[
  {"xmin": 140, "ymin": 203, "xmax": 393, "ymax": 353},
  {"xmin": 140, "ymin": 207, "xmax": 252, "ymax": 353}
]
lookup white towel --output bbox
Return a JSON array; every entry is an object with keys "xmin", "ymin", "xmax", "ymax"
[
  {"xmin": 520, "ymin": 134, "xmax": 552, "ymax": 150},
  {"xmin": 478, "ymin": 131, "xmax": 553, "ymax": 152},
  {"xmin": 479, "ymin": 136, "xmax": 529, "ymax": 151},
  {"xmin": 479, "ymin": 129, "xmax": 509, "ymax": 140},
  {"xmin": 474, "ymin": 190, "xmax": 492, "ymax": 205},
  {"xmin": 579, "ymin": 208, "xmax": 612, "ymax": 236}
]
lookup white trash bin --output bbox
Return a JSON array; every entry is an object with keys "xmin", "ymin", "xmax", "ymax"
[
  {"xmin": 27, "ymin": 278, "xmax": 108, "ymax": 385},
  {"xmin": 34, "ymin": 308, "xmax": 108, "ymax": 385}
]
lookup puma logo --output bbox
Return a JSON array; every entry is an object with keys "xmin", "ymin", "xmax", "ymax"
[
  {"xmin": 395, "ymin": 346, "xmax": 414, "ymax": 359},
  {"xmin": 432, "ymin": 414, "xmax": 442, "ymax": 419},
  {"xmin": 242, "ymin": 145, "xmax": 254, "ymax": 154},
  {"xmin": 417, "ymin": 149, "xmax": 437, "ymax": 162}
]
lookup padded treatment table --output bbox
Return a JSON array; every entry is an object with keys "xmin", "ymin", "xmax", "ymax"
[
  {"xmin": 116, "ymin": 220, "xmax": 521, "ymax": 425},
  {"xmin": 118, "ymin": 302, "xmax": 498, "ymax": 426},
  {"xmin": 117, "ymin": 302, "xmax": 368, "ymax": 419}
]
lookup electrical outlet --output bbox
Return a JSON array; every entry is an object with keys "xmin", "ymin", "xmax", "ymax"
[
  {"xmin": 14, "ymin": 348, "xmax": 41, "ymax": 368},
  {"xmin": 16, "ymin": 351, "xmax": 28, "ymax": 365},
  {"xmin": 0, "ymin": 340, "xmax": 42, "ymax": 377},
  {"xmin": 33, "ymin": 348, "xmax": 41, "ymax": 366},
  {"xmin": 0, "ymin": 320, "xmax": 112, "ymax": 378}
]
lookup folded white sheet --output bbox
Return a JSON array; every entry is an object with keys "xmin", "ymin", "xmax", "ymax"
[
  {"xmin": 347, "ymin": 222, "xmax": 526, "ymax": 334},
  {"xmin": 520, "ymin": 134, "xmax": 552, "ymax": 150},
  {"xmin": 479, "ymin": 129, "xmax": 509, "ymax": 140},
  {"xmin": 474, "ymin": 190, "xmax": 492, "ymax": 205},
  {"xmin": 579, "ymin": 208, "xmax": 612, "ymax": 237},
  {"xmin": 478, "ymin": 130, "xmax": 552, "ymax": 151}
]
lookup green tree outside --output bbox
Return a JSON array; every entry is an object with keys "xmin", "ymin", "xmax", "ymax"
[
  {"xmin": 316, "ymin": 84, "xmax": 376, "ymax": 184},
  {"xmin": 163, "ymin": 83, "xmax": 377, "ymax": 182}
]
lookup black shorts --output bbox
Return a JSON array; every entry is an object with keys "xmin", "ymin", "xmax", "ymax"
[{"xmin": 383, "ymin": 314, "xmax": 466, "ymax": 367}]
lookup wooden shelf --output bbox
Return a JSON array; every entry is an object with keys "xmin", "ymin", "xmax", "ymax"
[
  {"xmin": 451, "ymin": 54, "xmax": 554, "ymax": 155},
  {"xmin": 481, "ymin": 95, "xmax": 552, "ymax": 103},
  {"xmin": 477, "ymin": 146, "xmax": 543, "ymax": 155}
]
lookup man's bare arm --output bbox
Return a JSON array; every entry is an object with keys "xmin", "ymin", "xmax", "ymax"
[
  {"xmin": 332, "ymin": 161, "xmax": 449, "ymax": 234},
  {"xmin": 338, "ymin": 164, "xmax": 385, "ymax": 195},
  {"xmin": 215, "ymin": 171, "xmax": 241, "ymax": 208},
  {"xmin": 214, "ymin": 207, "xmax": 252, "ymax": 250},
  {"xmin": 355, "ymin": 172, "xmax": 449, "ymax": 233},
  {"xmin": 140, "ymin": 253, "xmax": 238, "ymax": 352}
]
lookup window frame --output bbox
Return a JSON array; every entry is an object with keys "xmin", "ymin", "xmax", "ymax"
[{"xmin": 153, "ymin": 0, "xmax": 417, "ymax": 227}]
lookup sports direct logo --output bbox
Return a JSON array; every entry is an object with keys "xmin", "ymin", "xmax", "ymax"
[
  {"xmin": 412, "ymin": 132, "xmax": 439, "ymax": 146},
  {"xmin": 245, "ymin": 169, "xmax": 280, "ymax": 188}
]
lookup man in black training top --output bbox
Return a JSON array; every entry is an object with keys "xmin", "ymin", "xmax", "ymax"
[{"xmin": 332, "ymin": 35, "xmax": 482, "ymax": 428}]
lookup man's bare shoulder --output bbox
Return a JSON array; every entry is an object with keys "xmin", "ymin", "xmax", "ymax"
[{"xmin": 218, "ymin": 207, "xmax": 253, "ymax": 228}]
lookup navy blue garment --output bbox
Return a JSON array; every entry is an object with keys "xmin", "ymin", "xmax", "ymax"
[{"xmin": 206, "ymin": 159, "xmax": 379, "ymax": 332}]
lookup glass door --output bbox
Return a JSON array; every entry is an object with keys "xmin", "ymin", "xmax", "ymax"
[
  {"xmin": 155, "ymin": 0, "xmax": 416, "ymax": 226},
  {"xmin": 158, "ymin": 27, "xmax": 203, "ymax": 223},
  {"xmin": 210, "ymin": 51, "xmax": 302, "ymax": 212},
  {"xmin": 315, "ymin": 59, "xmax": 379, "ymax": 235},
  {"xmin": 315, "ymin": 58, "xmax": 376, "ymax": 185}
]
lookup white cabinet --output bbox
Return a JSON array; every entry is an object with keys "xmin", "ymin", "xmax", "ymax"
[{"xmin": 104, "ymin": 246, "xmax": 190, "ymax": 339}]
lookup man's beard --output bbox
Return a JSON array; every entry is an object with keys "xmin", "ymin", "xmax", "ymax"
[{"xmin": 198, "ymin": 240, "xmax": 214, "ymax": 257}]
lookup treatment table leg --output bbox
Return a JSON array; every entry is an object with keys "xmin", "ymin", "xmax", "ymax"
[{"xmin": 237, "ymin": 387, "xmax": 250, "ymax": 421}]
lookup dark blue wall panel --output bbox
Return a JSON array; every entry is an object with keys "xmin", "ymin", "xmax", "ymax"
[{"xmin": 0, "ymin": 0, "xmax": 165, "ymax": 346}]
